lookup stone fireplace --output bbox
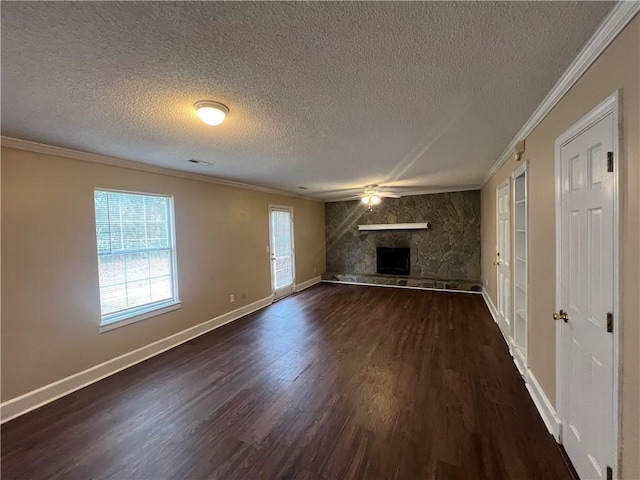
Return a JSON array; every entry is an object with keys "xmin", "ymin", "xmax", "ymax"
[{"xmin": 323, "ymin": 191, "xmax": 481, "ymax": 291}]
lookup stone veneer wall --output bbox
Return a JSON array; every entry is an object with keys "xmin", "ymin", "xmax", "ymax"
[{"xmin": 324, "ymin": 191, "xmax": 481, "ymax": 288}]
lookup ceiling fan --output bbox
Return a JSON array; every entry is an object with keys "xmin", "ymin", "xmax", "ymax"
[{"xmin": 344, "ymin": 184, "xmax": 401, "ymax": 205}]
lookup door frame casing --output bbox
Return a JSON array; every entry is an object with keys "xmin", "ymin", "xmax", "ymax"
[
  {"xmin": 554, "ymin": 91, "xmax": 620, "ymax": 473},
  {"xmin": 496, "ymin": 177, "xmax": 513, "ymax": 346},
  {"xmin": 268, "ymin": 204, "xmax": 296, "ymax": 297},
  {"xmin": 511, "ymin": 160, "xmax": 529, "ymax": 374}
]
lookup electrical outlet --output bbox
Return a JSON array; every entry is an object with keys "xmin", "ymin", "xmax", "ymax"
[{"xmin": 230, "ymin": 294, "xmax": 235, "ymax": 303}]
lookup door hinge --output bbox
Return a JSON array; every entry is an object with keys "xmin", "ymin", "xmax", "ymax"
[
  {"xmin": 606, "ymin": 465, "xmax": 613, "ymax": 480},
  {"xmin": 607, "ymin": 312, "xmax": 614, "ymax": 333},
  {"xmin": 607, "ymin": 152, "xmax": 614, "ymax": 172}
]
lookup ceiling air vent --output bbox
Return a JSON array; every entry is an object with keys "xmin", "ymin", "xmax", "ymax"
[{"xmin": 188, "ymin": 159, "xmax": 212, "ymax": 166}]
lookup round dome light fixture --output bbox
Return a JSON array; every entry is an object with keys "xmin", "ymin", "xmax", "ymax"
[{"xmin": 195, "ymin": 100, "xmax": 229, "ymax": 126}]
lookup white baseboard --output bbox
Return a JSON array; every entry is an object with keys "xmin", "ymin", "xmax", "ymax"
[
  {"xmin": 513, "ymin": 347, "xmax": 527, "ymax": 378},
  {"xmin": 322, "ymin": 279, "xmax": 482, "ymax": 295},
  {"xmin": 482, "ymin": 287, "xmax": 498, "ymax": 323},
  {"xmin": 294, "ymin": 276, "xmax": 322, "ymax": 293},
  {"xmin": 0, "ymin": 294, "xmax": 274, "ymax": 424},
  {"xmin": 526, "ymin": 368, "xmax": 561, "ymax": 441},
  {"xmin": 482, "ymin": 287, "xmax": 511, "ymax": 347},
  {"xmin": 481, "ymin": 288, "xmax": 561, "ymax": 441}
]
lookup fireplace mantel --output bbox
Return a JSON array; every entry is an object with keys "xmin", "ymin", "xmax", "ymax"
[{"xmin": 357, "ymin": 222, "xmax": 429, "ymax": 231}]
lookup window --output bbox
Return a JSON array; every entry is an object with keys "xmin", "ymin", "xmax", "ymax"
[{"xmin": 94, "ymin": 189, "xmax": 179, "ymax": 327}]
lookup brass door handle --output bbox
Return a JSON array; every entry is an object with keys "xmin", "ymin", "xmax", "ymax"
[
  {"xmin": 553, "ymin": 309, "xmax": 569, "ymax": 323},
  {"xmin": 493, "ymin": 261, "xmax": 501, "ymax": 266}
]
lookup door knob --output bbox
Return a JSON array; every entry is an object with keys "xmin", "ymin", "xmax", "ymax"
[
  {"xmin": 553, "ymin": 309, "xmax": 569, "ymax": 322},
  {"xmin": 493, "ymin": 261, "xmax": 501, "ymax": 266}
]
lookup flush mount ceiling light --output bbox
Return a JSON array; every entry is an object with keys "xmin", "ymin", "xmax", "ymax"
[{"xmin": 194, "ymin": 100, "xmax": 229, "ymax": 126}]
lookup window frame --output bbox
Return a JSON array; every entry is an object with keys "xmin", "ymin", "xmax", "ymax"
[{"xmin": 94, "ymin": 188, "xmax": 180, "ymax": 332}]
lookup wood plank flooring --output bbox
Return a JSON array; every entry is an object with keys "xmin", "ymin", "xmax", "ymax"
[{"xmin": 1, "ymin": 284, "xmax": 576, "ymax": 479}]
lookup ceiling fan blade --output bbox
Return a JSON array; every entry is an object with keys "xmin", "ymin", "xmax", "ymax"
[
  {"xmin": 319, "ymin": 187, "xmax": 366, "ymax": 195},
  {"xmin": 379, "ymin": 192, "xmax": 401, "ymax": 198}
]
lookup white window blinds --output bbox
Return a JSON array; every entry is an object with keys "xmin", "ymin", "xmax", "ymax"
[{"xmin": 94, "ymin": 189, "xmax": 178, "ymax": 324}]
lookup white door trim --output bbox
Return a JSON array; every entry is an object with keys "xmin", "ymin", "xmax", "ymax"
[
  {"xmin": 554, "ymin": 91, "xmax": 620, "ymax": 475},
  {"xmin": 268, "ymin": 204, "xmax": 296, "ymax": 298},
  {"xmin": 496, "ymin": 177, "xmax": 513, "ymax": 347},
  {"xmin": 511, "ymin": 160, "xmax": 528, "ymax": 374}
]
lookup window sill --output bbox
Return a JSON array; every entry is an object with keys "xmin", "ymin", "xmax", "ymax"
[{"xmin": 99, "ymin": 301, "xmax": 182, "ymax": 333}]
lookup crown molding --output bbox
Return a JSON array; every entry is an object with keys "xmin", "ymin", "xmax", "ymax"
[
  {"xmin": 1, "ymin": 135, "xmax": 479, "ymax": 202},
  {"xmin": 482, "ymin": 1, "xmax": 640, "ymax": 186},
  {"xmin": 0, "ymin": 136, "xmax": 320, "ymax": 201}
]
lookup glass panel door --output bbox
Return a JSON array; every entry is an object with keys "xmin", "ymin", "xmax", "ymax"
[{"xmin": 269, "ymin": 206, "xmax": 295, "ymax": 299}]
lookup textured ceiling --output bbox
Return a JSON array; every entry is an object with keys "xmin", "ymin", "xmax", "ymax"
[{"xmin": 1, "ymin": 1, "xmax": 613, "ymax": 200}]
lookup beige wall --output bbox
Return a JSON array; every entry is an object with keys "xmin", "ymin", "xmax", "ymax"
[
  {"xmin": 1, "ymin": 146, "xmax": 326, "ymax": 402},
  {"xmin": 481, "ymin": 16, "xmax": 639, "ymax": 478}
]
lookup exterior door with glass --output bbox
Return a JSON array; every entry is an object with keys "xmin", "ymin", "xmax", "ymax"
[{"xmin": 269, "ymin": 206, "xmax": 295, "ymax": 299}]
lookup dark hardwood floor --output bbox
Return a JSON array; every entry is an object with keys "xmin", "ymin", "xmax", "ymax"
[{"xmin": 2, "ymin": 284, "xmax": 576, "ymax": 479}]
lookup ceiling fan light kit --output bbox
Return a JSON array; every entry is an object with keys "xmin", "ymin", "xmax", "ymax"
[
  {"xmin": 361, "ymin": 195, "xmax": 380, "ymax": 205},
  {"xmin": 357, "ymin": 184, "xmax": 402, "ymax": 206}
]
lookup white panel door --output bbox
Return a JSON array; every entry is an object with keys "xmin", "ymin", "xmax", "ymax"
[
  {"xmin": 496, "ymin": 180, "xmax": 512, "ymax": 341},
  {"xmin": 558, "ymin": 113, "xmax": 614, "ymax": 479},
  {"xmin": 269, "ymin": 206, "xmax": 295, "ymax": 299}
]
